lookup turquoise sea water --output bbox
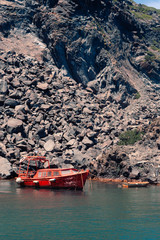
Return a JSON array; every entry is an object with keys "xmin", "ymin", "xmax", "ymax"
[{"xmin": 1, "ymin": 180, "xmax": 160, "ymax": 240}]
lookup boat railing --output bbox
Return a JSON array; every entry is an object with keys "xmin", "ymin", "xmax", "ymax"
[
  {"xmin": 18, "ymin": 170, "xmax": 36, "ymax": 177},
  {"xmin": 18, "ymin": 170, "xmax": 27, "ymax": 176}
]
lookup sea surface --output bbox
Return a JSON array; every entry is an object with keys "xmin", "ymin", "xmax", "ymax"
[{"xmin": 0, "ymin": 180, "xmax": 160, "ymax": 240}]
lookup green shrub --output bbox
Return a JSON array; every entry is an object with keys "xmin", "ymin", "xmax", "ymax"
[
  {"xmin": 118, "ymin": 129, "xmax": 143, "ymax": 145},
  {"xmin": 134, "ymin": 92, "xmax": 141, "ymax": 99},
  {"xmin": 133, "ymin": 12, "xmax": 153, "ymax": 20},
  {"xmin": 152, "ymin": 27, "xmax": 160, "ymax": 32},
  {"xmin": 130, "ymin": 4, "xmax": 160, "ymax": 16},
  {"xmin": 145, "ymin": 51, "xmax": 156, "ymax": 62},
  {"xmin": 151, "ymin": 45, "xmax": 159, "ymax": 51}
]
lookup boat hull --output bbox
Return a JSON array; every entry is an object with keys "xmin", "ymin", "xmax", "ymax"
[
  {"xmin": 122, "ymin": 181, "xmax": 149, "ymax": 188},
  {"xmin": 16, "ymin": 171, "xmax": 89, "ymax": 190}
]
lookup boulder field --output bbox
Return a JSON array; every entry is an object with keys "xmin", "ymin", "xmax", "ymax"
[{"xmin": 0, "ymin": 0, "xmax": 160, "ymax": 182}]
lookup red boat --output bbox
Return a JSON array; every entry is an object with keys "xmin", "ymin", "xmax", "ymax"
[{"xmin": 16, "ymin": 156, "xmax": 89, "ymax": 190}]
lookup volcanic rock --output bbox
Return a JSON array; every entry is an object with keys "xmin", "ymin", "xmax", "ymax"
[
  {"xmin": 0, "ymin": 80, "xmax": 8, "ymax": 94},
  {"xmin": 0, "ymin": 157, "xmax": 13, "ymax": 179},
  {"xmin": 7, "ymin": 118, "xmax": 23, "ymax": 134},
  {"xmin": 0, "ymin": 0, "xmax": 160, "ymax": 181},
  {"xmin": 44, "ymin": 139, "xmax": 55, "ymax": 152}
]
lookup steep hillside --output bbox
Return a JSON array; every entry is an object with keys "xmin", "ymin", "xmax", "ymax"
[{"xmin": 0, "ymin": 0, "xmax": 160, "ymax": 182}]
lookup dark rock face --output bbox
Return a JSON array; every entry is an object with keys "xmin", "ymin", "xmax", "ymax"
[{"xmin": 0, "ymin": 0, "xmax": 160, "ymax": 181}]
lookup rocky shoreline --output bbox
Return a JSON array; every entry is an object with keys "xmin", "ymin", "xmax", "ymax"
[{"xmin": 0, "ymin": 0, "xmax": 160, "ymax": 183}]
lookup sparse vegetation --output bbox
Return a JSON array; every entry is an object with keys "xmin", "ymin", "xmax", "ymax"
[
  {"xmin": 118, "ymin": 129, "xmax": 144, "ymax": 145},
  {"xmin": 152, "ymin": 27, "xmax": 160, "ymax": 33},
  {"xmin": 130, "ymin": 3, "xmax": 160, "ymax": 20},
  {"xmin": 151, "ymin": 45, "xmax": 159, "ymax": 51},
  {"xmin": 134, "ymin": 91, "xmax": 141, "ymax": 99},
  {"xmin": 145, "ymin": 51, "xmax": 156, "ymax": 62},
  {"xmin": 132, "ymin": 11, "xmax": 153, "ymax": 20},
  {"xmin": 130, "ymin": 3, "xmax": 160, "ymax": 14}
]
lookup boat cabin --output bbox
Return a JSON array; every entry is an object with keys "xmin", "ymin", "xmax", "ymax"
[
  {"xmin": 17, "ymin": 156, "xmax": 80, "ymax": 179},
  {"xmin": 34, "ymin": 169, "xmax": 79, "ymax": 179}
]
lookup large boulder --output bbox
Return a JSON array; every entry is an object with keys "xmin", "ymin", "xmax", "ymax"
[
  {"xmin": 37, "ymin": 82, "xmax": 49, "ymax": 90},
  {"xmin": 0, "ymin": 80, "xmax": 8, "ymax": 94},
  {"xmin": 7, "ymin": 118, "xmax": 23, "ymax": 134},
  {"xmin": 44, "ymin": 139, "xmax": 55, "ymax": 152},
  {"xmin": 0, "ymin": 157, "xmax": 13, "ymax": 178},
  {"xmin": 4, "ymin": 98, "xmax": 19, "ymax": 107}
]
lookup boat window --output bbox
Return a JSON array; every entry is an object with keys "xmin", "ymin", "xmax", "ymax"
[
  {"xmin": 53, "ymin": 171, "xmax": 60, "ymax": 176},
  {"xmin": 61, "ymin": 170, "xmax": 71, "ymax": 175},
  {"xmin": 47, "ymin": 171, "xmax": 52, "ymax": 177},
  {"xmin": 42, "ymin": 172, "xmax": 46, "ymax": 177},
  {"xmin": 38, "ymin": 171, "xmax": 42, "ymax": 177}
]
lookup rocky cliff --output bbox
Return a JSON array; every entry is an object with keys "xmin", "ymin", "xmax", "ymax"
[{"xmin": 0, "ymin": 0, "xmax": 160, "ymax": 182}]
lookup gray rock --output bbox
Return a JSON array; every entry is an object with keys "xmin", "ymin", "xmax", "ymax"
[
  {"xmin": 0, "ymin": 157, "xmax": 12, "ymax": 178},
  {"xmin": 83, "ymin": 107, "xmax": 92, "ymax": 114},
  {"xmin": 35, "ymin": 113, "xmax": 44, "ymax": 123},
  {"xmin": 72, "ymin": 150, "xmax": 86, "ymax": 165},
  {"xmin": 156, "ymin": 137, "xmax": 160, "ymax": 150},
  {"xmin": 64, "ymin": 149, "xmax": 73, "ymax": 157},
  {"xmin": 35, "ymin": 127, "xmax": 46, "ymax": 139},
  {"xmin": 0, "ymin": 80, "xmax": 8, "ymax": 94},
  {"xmin": 44, "ymin": 139, "xmax": 55, "ymax": 152},
  {"xmin": 0, "ymin": 142, "xmax": 7, "ymax": 157},
  {"xmin": 0, "ymin": 131, "xmax": 6, "ymax": 140},
  {"xmin": 86, "ymin": 130, "xmax": 97, "ymax": 139},
  {"xmin": 7, "ymin": 118, "xmax": 23, "ymax": 134},
  {"xmin": 15, "ymin": 105, "xmax": 25, "ymax": 112},
  {"xmin": 37, "ymin": 82, "xmax": 49, "ymax": 90},
  {"xmin": 66, "ymin": 139, "xmax": 76, "ymax": 147},
  {"xmin": 129, "ymin": 167, "xmax": 140, "ymax": 179},
  {"xmin": 9, "ymin": 90, "xmax": 23, "ymax": 99},
  {"xmin": 0, "ymin": 95, "xmax": 5, "ymax": 105},
  {"xmin": 4, "ymin": 99, "xmax": 19, "ymax": 107},
  {"xmin": 82, "ymin": 136, "xmax": 93, "ymax": 147},
  {"xmin": 50, "ymin": 157, "xmax": 64, "ymax": 167}
]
